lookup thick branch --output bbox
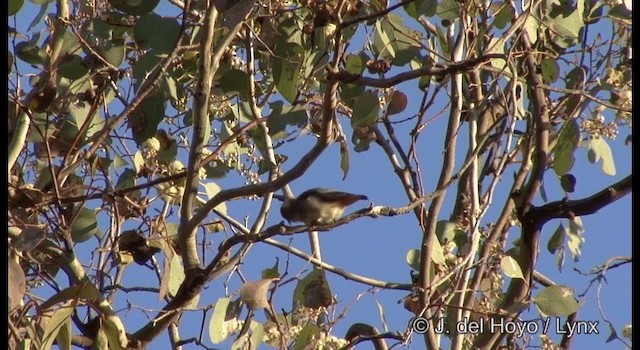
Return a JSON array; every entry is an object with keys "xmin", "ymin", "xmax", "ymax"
[{"xmin": 533, "ymin": 175, "xmax": 631, "ymax": 225}]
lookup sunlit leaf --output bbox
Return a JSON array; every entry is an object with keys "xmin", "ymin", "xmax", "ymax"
[
  {"xmin": 294, "ymin": 324, "xmax": 320, "ymax": 350},
  {"xmin": 534, "ymin": 285, "xmax": 580, "ymax": 317},
  {"xmin": 103, "ymin": 315, "xmax": 127, "ymax": 350},
  {"xmin": 500, "ymin": 256, "xmax": 525, "ymax": 280},
  {"xmin": 586, "ymin": 138, "xmax": 616, "ymax": 175},
  {"xmin": 540, "ymin": 58, "xmax": 559, "ymax": 83},
  {"xmin": 167, "ymin": 254, "xmax": 185, "ymax": 297},
  {"xmin": 8, "ymin": 258, "xmax": 26, "ymax": 312},
  {"xmin": 231, "ymin": 321, "xmax": 263, "ymax": 350},
  {"xmin": 406, "ymin": 249, "xmax": 421, "ymax": 271},
  {"xmin": 40, "ymin": 302, "xmax": 75, "ymax": 350},
  {"xmin": 202, "ymin": 182, "xmax": 228, "ymax": 214}
]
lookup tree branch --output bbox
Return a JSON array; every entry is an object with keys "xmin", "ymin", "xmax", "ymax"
[{"xmin": 534, "ymin": 175, "xmax": 632, "ymax": 225}]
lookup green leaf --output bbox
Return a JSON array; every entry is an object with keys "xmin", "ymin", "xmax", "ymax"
[
  {"xmin": 351, "ymin": 91, "xmax": 379, "ymax": 128},
  {"xmin": 547, "ymin": 223, "xmax": 566, "ymax": 254},
  {"xmin": 209, "ymin": 298, "xmax": 230, "ymax": 343},
  {"xmin": 209, "ymin": 297, "xmax": 242, "ymax": 344},
  {"xmin": 608, "ymin": 4, "xmax": 631, "ymax": 20},
  {"xmin": 167, "ymin": 254, "xmax": 185, "ymax": 297},
  {"xmin": 116, "ymin": 168, "xmax": 137, "ymax": 190},
  {"xmin": 547, "ymin": 5, "xmax": 583, "ymax": 48},
  {"xmin": 435, "ymin": 220, "xmax": 465, "ymax": 245},
  {"xmin": 586, "ymin": 138, "xmax": 616, "ymax": 175},
  {"xmin": 406, "ymin": 249, "xmax": 421, "ymax": 271},
  {"xmin": 431, "ymin": 238, "xmax": 446, "ymax": 264},
  {"xmin": 436, "ymin": 0, "xmax": 460, "ymax": 21},
  {"xmin": 103, "ymin": 316, "xmax": 127, "ymax": 350},
  {"xmin": 27, "ymin": 3, "xmax": 49, "ymax": 32},
  {"xmin": 340, "ymin": 83, "xmax": 366, "ymax": 108},
  {"xmin": 273, "ymin": 43, "xmax": 304, "ymax": 103},
  {"xmin": 220, "ymin": 69, "xmax": 250, "ymax": 101},
  {"xmin": 534, "ymin": 285, "xmax": 580, "ymax": 317},
  {"xmin": 267, "ymin": 101, "xmax": 307, "ymax": 138},
  {"xmin": 294, "ymin": 324, "xmax": 321, "ymax": 350},
  {"xmin": 8, "ymin": 258, "xmax": 26, "ymax": 312},
  {"xmin": 231, "ymin": 321, "xmax": 263, "ymax": 350},
  {"xmin": 70, "ymin": 207, "xmax": 100, "ymax": 243},
  {"xmin": 492, "ymin": 2, "xmax": 512, "ymax": 29},
  {"xmin": 540, "ymin": 58, "xmax": 559, "ymax": 83},
  {"xmin": 553, "ymin": 119, "xmax": 580, "ymax": 175},
  {"xmin": 80, "ymin": 19, "xmax": 125, "ymax": 67},
  {"xmin": 129, "ymin": 94, "xmax": 166, "ymax": 145},
  {"xmin": 293, "ymin": 270, "xmax": 332, "ymax": 309},
  {"xmin": 500, "ymin": 256, "xmax": 525, "ymax": 280},
  {"xmin": 109, "ymin": 0, "xmax": 160, "ymax": 15},
  {"xmin": 58, "ymin": 55, "xmax": 89, "ymax": 80},
  {"xmin": 567, "ymin": 217, "xmax": 585, "ymax": 261},
  {"xmin": 261, "ymin": 260, "xmax": 280, "ymax": 279},
  {"xmin": 131, "ymin": 51, "xmax": 162, "ymax": 91},
  {"xmin": 134, "ymin": 14, "xmax": 180, "ymax": 52},
  {"xmin": 9, "ymin": 0, "xmax": 24, "ymax": 15},
  {"xmin": 486, "ymin": 37, "xmax": 506, "ymax": 70},
  {"xmin": 344, "ymin": 53, "xmax": 366, "ymax": 75},
  {"xmin": 202, "ymin": 182, "xmax": 228, "ymax": 214},
  {"xmin": 15, "ymin": 40, "xmax": 46, "ymax": 65},
  {"xmin": 403, "ymin": 0, "xmax": 437, "ymax": 19},
  {"xmin": 373, "ymin": 20, "xmax": 395, "ymax": 58},
  {"xmin": 40, "ymin": 303, "xmax": 75, "ymax": 350},
  {"xmin": 339, "ymin": 137, "xmax": 350, "ymax": 180},
  {"xmin": 56, "ymin": 318, "xmax": 72, "ymax": 350},
  {"xmin": 40, "ymin": 284, "xmax": 100, "ymax": 311}
]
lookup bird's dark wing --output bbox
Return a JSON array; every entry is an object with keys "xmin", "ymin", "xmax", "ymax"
[{"xmin": 298, "ymin": 188, "xmax": 368, "ymax": 205}]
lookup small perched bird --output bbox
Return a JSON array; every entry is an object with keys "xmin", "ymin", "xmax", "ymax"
[{"xmin": 277, "ymin": 188, "xmax": 369, "ymax": 225}]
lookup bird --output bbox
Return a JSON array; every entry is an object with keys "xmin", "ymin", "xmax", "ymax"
[{"xmin": 276, "ymin": 188, "xmax": 369, "ymax": 225}]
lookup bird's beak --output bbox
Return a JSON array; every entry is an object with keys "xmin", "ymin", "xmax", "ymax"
[{"xmin": 273, "ymin": 194, "xmax": 285, "ymax": 202}]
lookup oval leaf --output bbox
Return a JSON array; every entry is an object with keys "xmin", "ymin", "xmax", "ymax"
[
  {"xmin": 351, "ymin": 91, "xmax": 379, "ymax": 128},
  {"xmin": 40, "ymin": 303, "xmax": 75, "ymax": 350},
  {"xmin": 8, "ymin": 258, "xmax": 26, "ymax": 312},
  {"xmin": 547, "ymin": 223, "xmax": 566, "ymax": 254},
  {"xmin": 534, "ymin": 285, "xmax": 580, "ymax": 317},
  {"xmin": 70, "ymin": 207, "xmax": 100, "ymax": 243},
  {"xmin": 587, "ymin": 137, "xmax": 616, "ymax": 175},
  {"xmin": 553, "ymin": 119, "xmax": 579, "ymax": 176},
  {"xmin": 293, "ymin": 270, "xmax": 333, "ymax": 309},
  {"xmin": 500, "ymin": 255, "xmax": 525, "ymax": 280},
  {"xmin": 405, "ymin": 249, "xmax": 421, "ymax": 271},
  {"xmin": 387, "ymin": 90, "xmax": 408, "ymax": 115},
  {"xmin": 209, "ymin": 297, "xmax": 241, "ymax": 344}
]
